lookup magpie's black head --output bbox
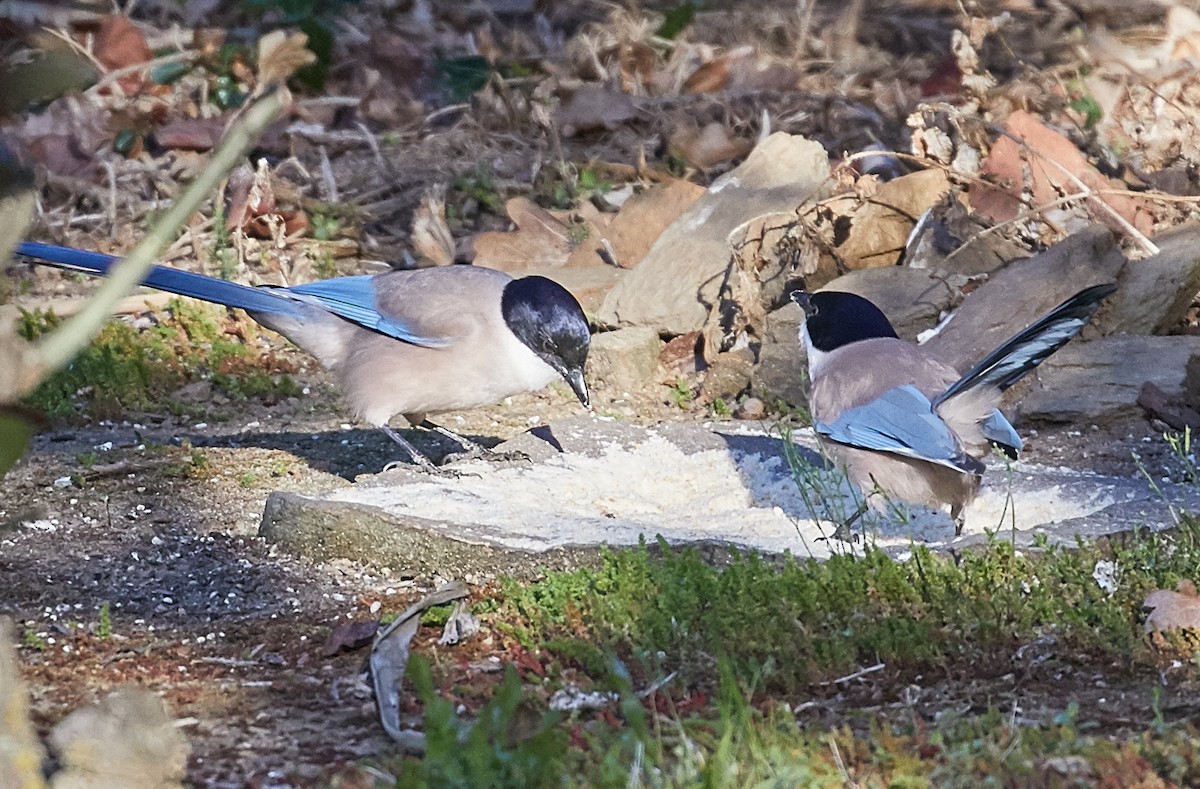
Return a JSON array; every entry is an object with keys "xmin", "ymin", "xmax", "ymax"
[
  {"xmin": 790, "ymin": 290, "xmax": 898, "ymax": 352},
  {"xmin": 502, "ymin": 276, "xmax": 591, "ymax": 407}
]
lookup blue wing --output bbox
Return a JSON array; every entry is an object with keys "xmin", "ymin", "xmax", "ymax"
[
  {"xmin": 814, "ymin": 385, "xmax": 981, "ymax": 473},
  {"xmin": 281, "ymin": 277, "xmax": 450, "ymax": 348}
]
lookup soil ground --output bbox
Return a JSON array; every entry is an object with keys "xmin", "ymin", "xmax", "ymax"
[{"xmin": 0, "ymin": 354, "xmax": 1190, "ymax": 785}]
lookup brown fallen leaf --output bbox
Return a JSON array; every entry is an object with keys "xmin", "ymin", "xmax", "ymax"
[
  {"xmin": 470, "ymin": 196, "xmax": 573, "ymax": 272},
  {"xmin": 226, "ymin": 159, "xmax": 309, "ymax": 241},
  {"xmin": 322, "ymin": 620, "xmax": 380, "ymax": 657},
  {"xmin": 831, "ymin": 168, "xmax": 953, "ymax": 269},
  {"xmin": 154, "ymin": 115, "xmax": 228, "ymax": 151},
  {"xmin": 970, "ymin": 110, "xmax": 1154, "ymax": 239},
  {"xmin": 257, "ymin": 29, "xmax": 317, "ymax": 88},
  {"xmin": 94, "ymin": 15, "xmax": 153, "ymax": 94},
  {"xmin": 668, "ymin": 122, "xmax": 753, "ymax": 171}
]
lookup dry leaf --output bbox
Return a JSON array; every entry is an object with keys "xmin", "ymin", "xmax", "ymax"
[
  {"xmin": 94, "ymin": 16, "xmax": 153, "ymax": 94},
  {"xmin": 1145, "ymin": 580, "xmax": 1200, "ymax": 634},
  {"xmin": 257, "ymin": 30, "xmax": 317, "ymax": 88},
  {"xmin": 470, "ymin": 196, "xmax": 572, "ymax": 271},
  {"xmin": 970, "ymin": 110, "xmax": 1153, "ymax": 237},
  {"xmin": 410, "ymin": 186, "xmax": 455, "ymax": 266},
  {"xmin": 831, "ymin": 169, "xmax": 952, "ymax": 269},
  {"xmin": 668, "ymin": 122, "xmax": 753, "ymax": 170}
]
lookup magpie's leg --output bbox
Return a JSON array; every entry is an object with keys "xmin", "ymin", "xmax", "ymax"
[
  {"xmin": 951, "ymin": 503, "xmax": 966, "ymax": 537},
  {"xmin": 379, "ymin": 425, "xmax": 467, "ymax": 475},
  {"xmin": 422, "ymin": 420, "xmax": 530, "ymax": 464},
  {"xmin": 829, "ymin": 499, "xmax": 869, "ymax": 543}
]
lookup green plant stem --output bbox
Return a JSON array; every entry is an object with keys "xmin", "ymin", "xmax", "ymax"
[{"xmin": 26, "ymin": 88, "xmax": 286, "ymax": 395}]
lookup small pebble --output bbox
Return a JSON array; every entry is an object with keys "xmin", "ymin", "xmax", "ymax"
[{"xmin": 735, "ymin": 397, "xmax": 766, "ymax": 420}]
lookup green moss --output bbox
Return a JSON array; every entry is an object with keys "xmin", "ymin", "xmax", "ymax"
[
  {"xmin": 18, "ymin": 300, "xmax": 301, "ymax": 421},
  {"xmin": 498, "ymin": 519, "xmax": 1200, "ymax": 694}
]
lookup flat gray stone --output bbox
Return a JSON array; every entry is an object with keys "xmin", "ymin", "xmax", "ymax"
[
  {"xmin": 921, "ymin": 224, "xmax": 1125, "ymax": 372},
  {"xmin": 259, "ymin": 417, "xmax": 1199, "ymax": 575},
  {"xmin": 1094, "ymin": 221, "xmax": 1200, "ymax": 336},
  {"xmin": 597, "ymin": 133, "xmax": 830, "ymax": 334},
  {"xmin": 1018, "ymin": 335, "xmax": 1200, "ymax": 424},
  {"xmin": 750, "ymin": 302, "xmax": 807, "ymax": 409}
]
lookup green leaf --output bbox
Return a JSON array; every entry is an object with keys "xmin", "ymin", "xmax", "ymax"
[
  {"xmin": 656, "ymin": 0, "xmax": 703, "ymax": 40},
  {"xmin": 435, "ymin": 56, "xmax": 491, "ymax": 102}
]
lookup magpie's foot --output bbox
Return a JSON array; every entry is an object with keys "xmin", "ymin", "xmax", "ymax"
[
  {"xmin": 381, "ymin": 457, "xmax": 479, "ymax": 478},
  {"xmin": 816, "ymin": 522, "xmax": 859, "ymax": 544},
  {"xmin": 442, "ymin": 447, "xmax": 532, "ymax": 465}
]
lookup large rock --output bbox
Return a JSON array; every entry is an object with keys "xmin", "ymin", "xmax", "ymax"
[
  {"xmin": 1018, "ymin": 335, "xmax": 1200, "ymax": 424},
  {"xmin": 597, "ymin": 133, "xmax": 830, "ymax": 334},
  {"xmin": 49, "ymin": 689, "xmax": 188, "ymax": 789},
  {"xmin": 587, "ymin": 327, "xmax": 663, "ymax": 397},
  {"xmin": 1094, "ymin": 221, "xmax": 1200, "ymax": 336},
  {"xmin": 259, "ymin": 417, "xmax": 1200, "ymax": 569},
  {"xmin": 921, "ymin": 224, "xmax": 1125, "ymax": 372},
  {"xmin": 750, "ymin": 302, "xmax": 807, "ymax": 409}
]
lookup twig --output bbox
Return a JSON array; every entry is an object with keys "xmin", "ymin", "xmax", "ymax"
[{"xmin": 821, "ymin": 662, "xmax": 885, "ymax": 685}]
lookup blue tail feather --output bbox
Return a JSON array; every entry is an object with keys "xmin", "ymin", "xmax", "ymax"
[
  {"xmin": 14, "ymin": 241, "xmax": 302, "ymax": 317},
  {"xmin": 14, "ymin": 241, "xmax": 450, "ymax": 348}
]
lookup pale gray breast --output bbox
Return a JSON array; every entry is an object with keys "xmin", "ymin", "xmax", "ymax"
[{"xmin": 809, "ymin": 338, "xmax": 961, "ymax": 422}]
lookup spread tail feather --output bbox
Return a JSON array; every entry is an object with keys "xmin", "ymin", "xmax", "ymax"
[{"xmin": 934, "ymin": 283, "xmax": 1117, "ymax": 408}]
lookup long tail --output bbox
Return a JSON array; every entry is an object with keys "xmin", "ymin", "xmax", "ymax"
[
  {"xmin": 934, "ymin": 283, "xmax": 1117, "ymax": 407},
  {"xmin": 14, "ymin": 241, "xmax": 300, "ymax": 316}
]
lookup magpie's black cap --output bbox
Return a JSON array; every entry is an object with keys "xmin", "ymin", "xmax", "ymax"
[
  {"xmin": 790, "ymin": 290, "xmax": 898, "ymax": 352},
  {"xmin": 502, "ymin": 276, "xmax": 591, "ymax": 407}
]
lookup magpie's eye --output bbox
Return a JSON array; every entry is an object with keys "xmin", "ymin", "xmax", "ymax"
[{"xmin": 541, "ymin": 336, "xmax": 556, "ymax": 352}]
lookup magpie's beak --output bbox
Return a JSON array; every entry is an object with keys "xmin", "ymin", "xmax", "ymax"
[
  {"xmin": 563, "ymin": 366, "xmax": 590, "ymax": 409},
  {"xmin": 790, "ymin": 290, "xmax": 817, "ymax": 318}
]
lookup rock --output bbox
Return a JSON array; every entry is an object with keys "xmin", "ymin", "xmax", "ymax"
[
  {"xmin": 1017, "ymin": 335, "xmax": 1200, "ymax": 424},
  {"xmin": 698, "ymin": 348, "xmax": 755, "ymax": 405},
  {"xmin": 49, "ymin": 688, "xmax": 187, "ymax": 789},
  {"xmin": 659, "ymin": 331, "xmax": 705, "ymax": 382},
  {"xmin": 921, "ymin": 224, "xmax": 1125, "ymax": 372},
  {"xmin": 515, "ymin": 263, "xmax": 624, "ymax": 315},
  {"xmin": 819, "ymin": 267, "xmax": 955, "ymax": 341},
  {"xmin": 749, "ymin": 301, "xmax": 806, "ymax": 409},
  {"xmin": 565, "ymin": 179, "xmax": 706, "ymax": 270},
  {"xmin": 597, "ymin": 132, "xmax": 830, "ymax": 334},
  {"xmin": 735, "ymin": 397, "xmax": 766, "ymax": 420},
  {"xmin": 587, "ymin": 327, "xmax": 663, "ymax": 397},
  {"xmin": 1187, "ymin": 355, "xmax": 1200, "ymax": 411},
  {"xmin": 0, "ymin": 618, "xmax": 45, "ymax": 789},
  {"xmin": 1094, "ymin": 221, "xmax": 1200, "ymax": 336},
  {"xmin": 259, "ymin": 417, "xmax": 1200, "ymax": 567}
]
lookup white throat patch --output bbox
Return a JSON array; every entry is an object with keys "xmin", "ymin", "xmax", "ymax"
[{"xmin": 800, "ymin": 323, "xmax": 830, "ymax": 378}]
